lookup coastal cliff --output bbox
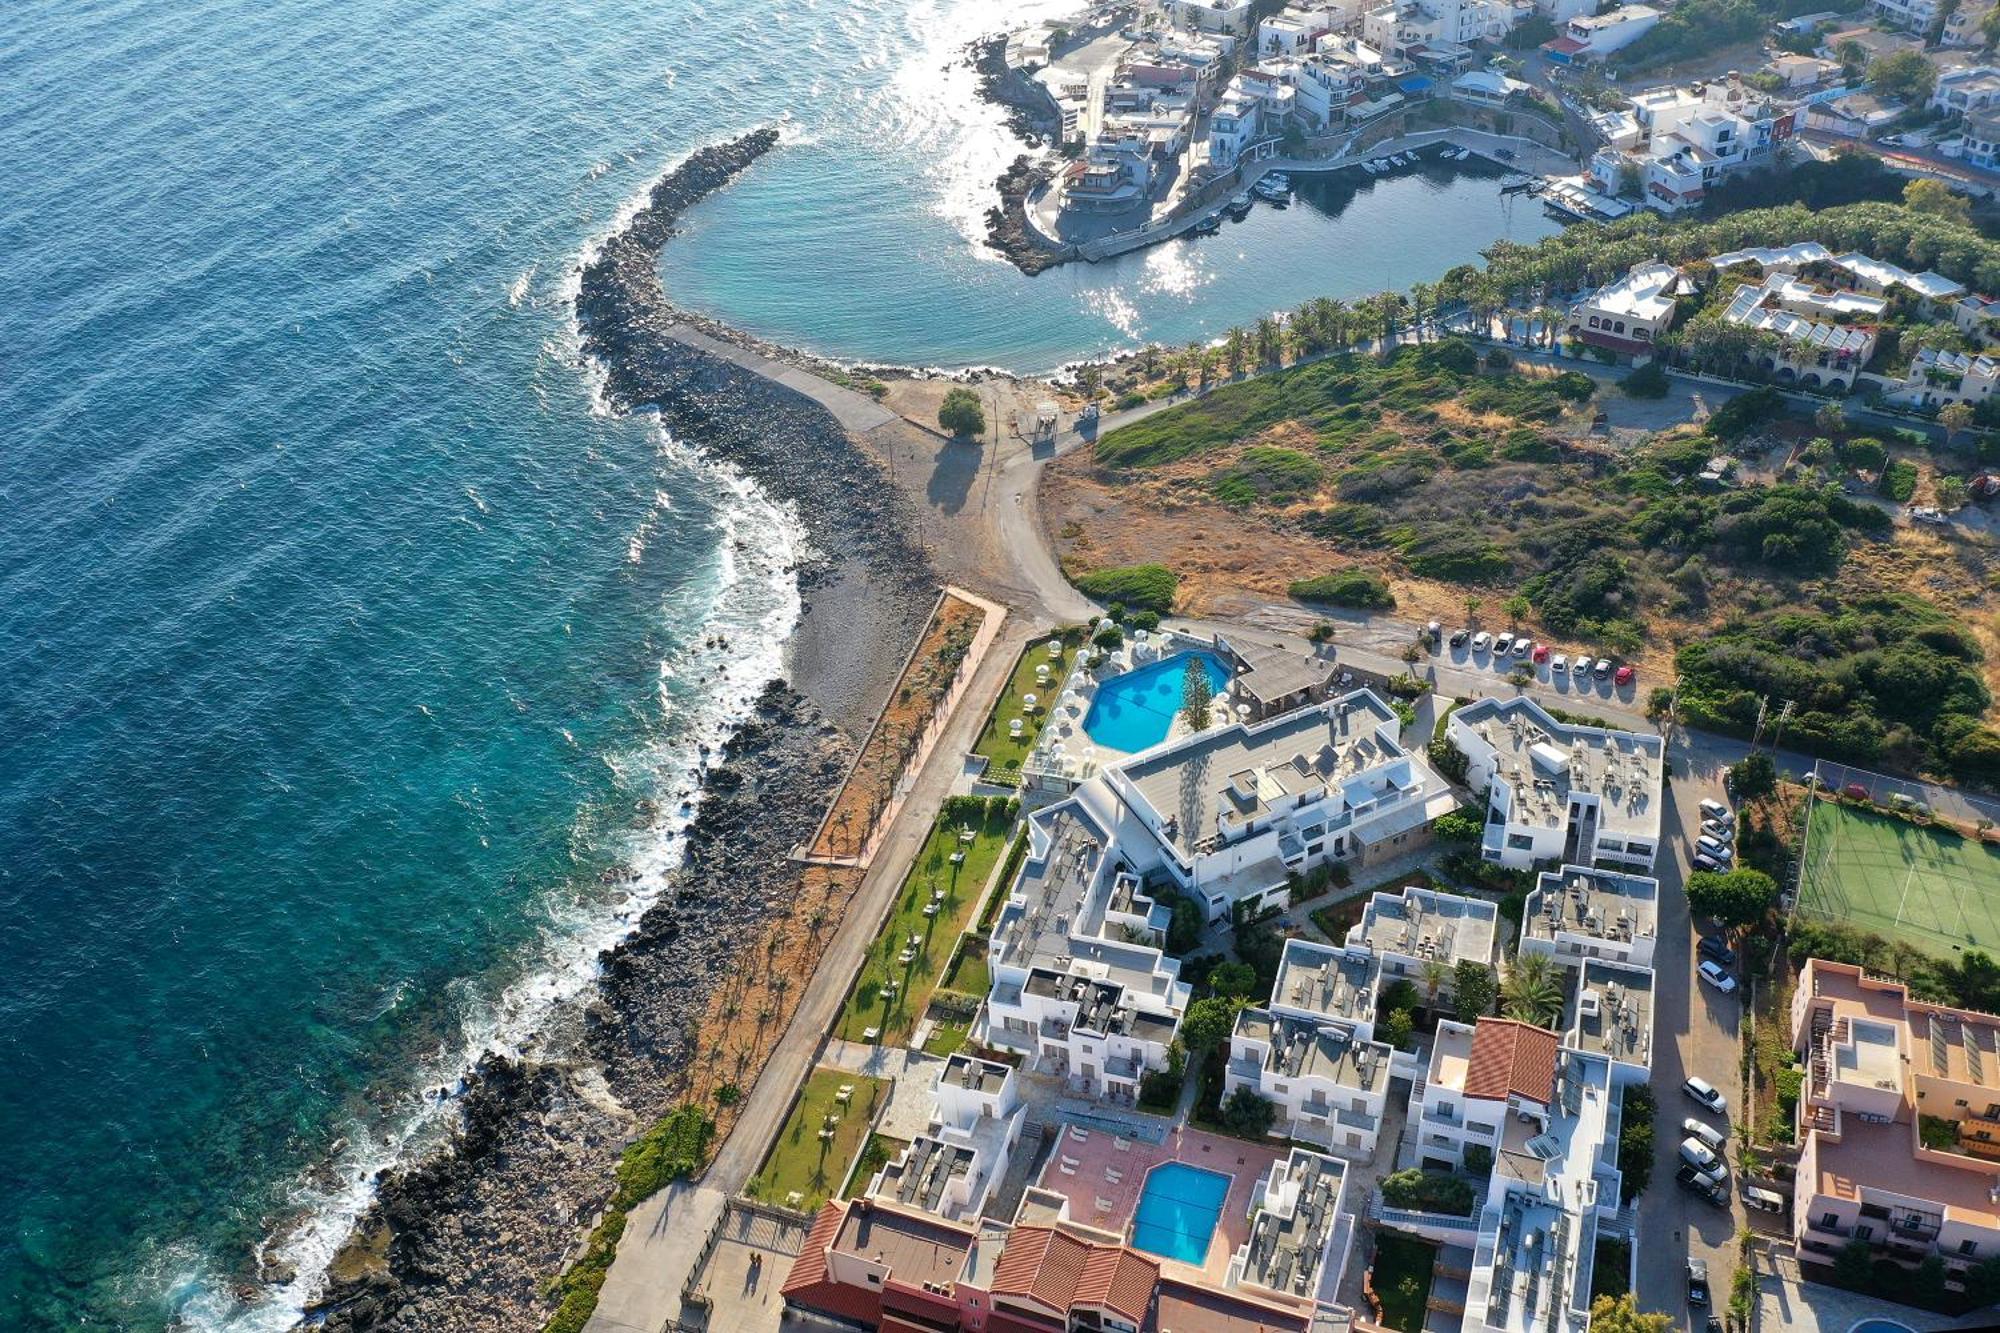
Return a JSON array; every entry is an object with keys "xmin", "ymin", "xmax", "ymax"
[{"xmin": 302, "ymin": 131, "xmax": 936, "ymax": 1332}]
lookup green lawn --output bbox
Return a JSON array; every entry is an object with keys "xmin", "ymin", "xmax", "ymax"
[
  {"xmin": 971, "ymin": 633, "xmax": 1077, "ymax": 786},
  {"xmin": 1372, "ymin": 1234, "xmax": 1438, "ymax": 1333},
  {"xmin": 833, "ymin": 810, "xmax": 1015, "ymax": 1044},
  {"xmin": 747, "ymin": 1068, "xmax": 888, "ymax": 1213},
  {"xmin": 941, "ymin": 933, "xmax": 991, "ymax": 999},
  {"xmin": 923, "ymin": 1017, "xmax": 972, "ymax": 1057},
  {"xmin": 1799, "ymin": 797, "xmax": 2000, "ymax": 958}
]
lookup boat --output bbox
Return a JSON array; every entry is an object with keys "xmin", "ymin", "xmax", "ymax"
[
  {"xmin": 1192, "ymin": 212, "xmax": 1222, "ymax": 235},
  {"xmin": 1252, "ymin": 176, "xmax": 1291, "ymax": 202},
  {"xmin": 1499, "ymin": 175, "xmax": 1536, "ymax": 195},
  {"xmin": 1264, "ymin": 171, "xmax": 1291, "ymax": 190},
  {"xmin": 1362, "ymin": 160, "xmax": 1380, "ymax": 174},
  {"xmin": 1224, "ymin": 192, "xmax": 1254, "ymax": 219}
]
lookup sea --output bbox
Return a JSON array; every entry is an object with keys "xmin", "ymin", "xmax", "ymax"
[{"xmin": 0, "ymin": 1, "xmax": 1561, "ymax": 1329}]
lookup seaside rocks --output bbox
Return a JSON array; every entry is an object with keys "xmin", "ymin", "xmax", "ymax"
[{"xmin": 984, "ymin": 154, "xmax": 1065, "ymax": 276}]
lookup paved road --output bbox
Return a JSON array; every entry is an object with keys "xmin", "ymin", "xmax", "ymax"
[{"xmin": 1635, "ymin": 732, "xmax": 1747, "ymax": 1326}]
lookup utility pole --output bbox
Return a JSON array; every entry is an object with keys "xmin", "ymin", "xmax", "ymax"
[
  {"xmin": 1771, "ymin": 698, "xmax": 1796, "ymax": 758},
  {"xmin": 1751, "ymin": 694, "xmax": 1770, "ymax": 750}
]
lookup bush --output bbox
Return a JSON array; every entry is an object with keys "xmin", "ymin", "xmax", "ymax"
[
  {"xmin": 1881, "ymin": 458, "xmax": 1919, "ymax": 502},
  {"xmin": 1221, "ymin": 1087, "xmax": 1278, "ymax": 1138},
  {"xmin": 1288, "ymin": 569, "xmax": 1395, "ymax": 610},
  {"xmin": 1433, "ymin": 809, "xmax": 1483, "ymax": 843},
  {"xmin": 1686, "ymin": 868, "xmax": 1780, "ymax": 928},
  {"xmin": 1380, "ymin": 1168, "xmax": 1477, "ymax": 1216},
  {"xmin": 1706, "ymin": 386, "xmax": 1786, "ymax": 440},
  {"xmin": 1728, "ymin": 752, "xmax": 1776, "ymax": 800},
  {"xmin": 938, "ymin": 386, "xmax": 985, "ymax": 437},
  {"xmin": 1074, "ymin": 563, "xmax": 1178, "ymax": 614},
  {"xmin": 1622, "ymin": 359, "xmax": 1670, "ymax": 398}
]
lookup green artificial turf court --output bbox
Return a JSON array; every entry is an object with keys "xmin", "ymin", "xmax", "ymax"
[{"xmin": 1798, "ymin": 797, "xmax": 2000, "ymax": 957}]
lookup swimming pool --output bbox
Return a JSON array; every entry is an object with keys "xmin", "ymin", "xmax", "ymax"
[
  {"xmin": 1131, "ymin": 1162, "xmax": 1232, "ymax": 1265},
  {"xmin": 1082, "ymin": 651, "xmax": 1232, "ymax": 754},
  {"xmin": 1848, "ymin": 1321, "xmax": 1916, "ymax": 1333}
]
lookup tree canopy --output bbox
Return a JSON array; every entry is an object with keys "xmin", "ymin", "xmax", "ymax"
[
  {"xmin": 937, "ymin": 386, "xmax": 985, "ymax": 438},
  {"xmin": 1687, "ymin": 867, "xmax": 1781, "ymax": 927}
]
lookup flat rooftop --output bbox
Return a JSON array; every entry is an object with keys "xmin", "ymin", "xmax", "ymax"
[
  {"xmin": 1118, "ymin": 691, "xmax": 1425, "ymax": 859},
  {"xmin": 941, "ymin": 1053, "xmax": 1010, "ymax": 1096},
  {"xmin": 1236, "ymin": 1009, "xmax": 1388, "ymax": 1093},
  {"xmin": 1430, "ymin": 1021, "xmax": 1476, "ymax": 1094},
  {"xmin": 1230, "ymin": 635, "xmax": 1336, "ymax": 706},
  {"xmin": 1565, "ymin": 959, "xmax": 1654, "ymax": 1068},
  {"xmin": 1525, "ymin": 866, "xmax": 1658, "ymax": 951},
  {"xmin": 1815, "ymin": 1116, "xmax": 2000, "ymax": 1228},
  {"xmin": 831, "ymin": 1201, "xmax": 974, "ymax": 1290},
  {"xmin": 1351, "ymin": 885, "xmax": 1497, "ymax": 967},
  {"xmin": 1270, "ymin": 938, "xmax": 1378, "ymax": 1027},
  {"xmin": 1239, "ymin": 1149, "xmax": 1348, "ymax": 1302},
  {"xmin": 876, "ymin": 1135, "xmax": 978, "ymax": 1216},
  {"xmin": 1452, "ymin": 697, "xmax": 1661, "ymax": 841}
]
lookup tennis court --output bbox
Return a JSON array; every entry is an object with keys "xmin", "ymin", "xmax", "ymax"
[{"xmin": 1798, "ymin": 796, "xmax": 2000, "ymax": 957}]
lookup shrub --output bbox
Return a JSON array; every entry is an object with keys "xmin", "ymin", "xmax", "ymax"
[
  {"xmin": 1221, "ymin": 1087, "xmax": 1278, "ymax": 1138},
  {"xmin": 1288, "ymin": 569, "xmax": 1395, "ymax": 609},
  {"xmin": 1622, "ymin": 360, "xmax": 1670, "ymax": 398},
  {"xmin": 1617, "ymin": 1085, "xmax": 1655, "ymax": 1202},
  {"xmin": 1074, "ymin": 563, "xmax": 1178, "ymax": 614},
  {"xmin": 1728, "ymin": 751, "xmax": 1776, "ymax": 800},
  {"xmin": 1380, "ymin": 1168, "xmax": 1477, "ymax": 1215},
  {"xmin": 1433, "ymin": 809, "xmax": 1483, "ymax": 843},
  {"xmin": 1880, "ymin": 458, "xmax": 1919, "ymax": 502},
  {"xmin": 1706, "ymin": 386, "xmax": 1785, "ymax": 440},
  {"xmin": 1686, "ymin": 868, "xmax": 1780, "ymax": 928}
]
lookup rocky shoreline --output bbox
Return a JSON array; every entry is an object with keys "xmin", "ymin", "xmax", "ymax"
[
  {"xmin": 299, "ymin": 131, "xmax": 938, "ymax": 1332},
  {"xmin": 985, "ymin": 154, "xmax": 1067, "ymax": 277}
]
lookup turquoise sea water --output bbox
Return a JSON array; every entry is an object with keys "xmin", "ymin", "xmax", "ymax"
[
  {"xmin": 1084, "ymin": 652, "xmax": 1233, "ymax": 754},
  {"xmin": 1, "ymin": 1, "xmax": 1563, "ymax": 1327},
  {"xmin": 1131, "ymin": 1162, "xmax": 1232, "ymax": 1265}
]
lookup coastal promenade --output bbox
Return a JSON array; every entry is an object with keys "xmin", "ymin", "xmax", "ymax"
[
  {"xmin": 584, "ymin": 612, "xmax": 1034, "ymax": 1333},
  {"xmin": 661, "ymin": 323, "xmax": 896, "ymax": 435}
]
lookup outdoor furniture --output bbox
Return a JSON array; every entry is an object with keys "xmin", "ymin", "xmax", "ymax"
[
  {"xmin": 923, "ymin": 902, "xmax": 940, "ymax": 917},
  {"xmin": 949, "ymin": 851, "xmax": 965, "ymax": 866},
  {"xmin": 1070, "ymin": 1128, "xmax": 1089, "ymax": 1141},
  {"xmin": 1114, "ymin": 1137, "xmax": 1130, "ymax": 1152},
  {"xmin": 1059, "ymin": 1161, "xmax": 1078, "ymax": 1175},
  {"xmin": 898, "ymin": 947, "xmax": 916, "ymax": 964},
  {"xmin": 787, "ymin": 1191, "xmax": 803, "ymax": 1206},
  {"xmin": 836, "ymin": 1085, "xmax": 853, "ymax": 1103},
  {"xmin": 863, "ymin": 1025, "xmax": 880, "ymax": 1042}
]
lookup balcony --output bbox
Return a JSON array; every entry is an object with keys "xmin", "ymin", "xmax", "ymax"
[{"xmin": 1806, "ymin": 1219, "xmax": 1854, "ymax": 1239}]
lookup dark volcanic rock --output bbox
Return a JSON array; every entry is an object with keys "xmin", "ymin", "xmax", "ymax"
[{"xmin": 984, "ymin": 154, "xmax": 1066, "ymax": 276}]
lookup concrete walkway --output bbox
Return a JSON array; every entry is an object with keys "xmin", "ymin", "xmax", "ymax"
[{"xmin": 584, "ymin": 617, "xmax": 1034, "ymax": 1333}]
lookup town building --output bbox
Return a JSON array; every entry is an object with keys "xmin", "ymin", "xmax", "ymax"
[
  {"xmin": 1564, "ymin": 259, "xmax": 1682, "ymax": 354},
  {"xmin": 1721, "ymin": 270, "xmax": 1881, "ymax": 391},
  {"xmin": 1944, "ymin": 0, "xmax": 1997, "ymax": 47},
  {"xmin": 1560, "ymin": 957, "xmax": 1656, "ymax": 1082},
  {"xmin": 1257, "ymin": 3, "xmax": 1351, "ymax": 55},
  {"xmin": 1934, "ymin": 65, "xmax": 2000, "ymax": 116},
  {"xmin": 1963, "ymin": 107, "xmax": 2000, "ymax": 170},
  {"xmin": 1268, "ymin": 935, "xmax": 1386, "ymax": 1038},
  {"xmin": 1956, "ymin": 292, "xmax": 2000, "ymax": 343},
  {"xmin": 1175, "ymin": 0, "xmax": 1259, "ymax": 38},
  {"xmin": 1543, "ymin": 4, "xmax": 1660, "ymax": 63},
  {"xmin": 1521, "ymin": 864, "xmax": 1660, "ymax": 968},
  {"xmin": 1447, "ymin": 696, "xmax": 1665, "ymax": 871},
  {"xmin": 1887, "ymin": 346, "xmax": 2000, "ymax": 409},
  {"xmin": 1225, "ymin": 1006, "xmax": 1395, "ymax": 1156},
  {"xmin": 1803, "ymin": 90, "xmax": 1908, "ymax": 138},
  {"xmin": 867, "ymin": 1055, "xmax": 1028, "ymax": 1223},
  {"xmin": 1789, "ymin": 959, "xmax": 2000, "ymax": 1294},
  {"xmin": 1873, "ymin": 0, "xmax": 1944, "ymax": 33},
  {"xmin": 1346, "ymin": 882, "xmax": 1500, "ymax": 987},
  {"xmin": 1410, "ymin": 1017, "xmax": 1563, "ymax": 1171},
  {"xmin": 1227, "ymin": 1148, "xmax": 1360, "ymax": 1306}
]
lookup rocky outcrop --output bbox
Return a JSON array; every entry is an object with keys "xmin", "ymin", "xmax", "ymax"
[
  {"xmin": 969, "ymin": 34, "xmax": 1059, "ymax": 146},
  {"xmin": 984, "ymin": 154, "xmax": 1068, "ymax": 276}
]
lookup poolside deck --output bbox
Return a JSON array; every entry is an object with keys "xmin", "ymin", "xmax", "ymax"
[{"xmin": 1032, "ymin": 1122, "xmax": 1284, "ymax": 1285}]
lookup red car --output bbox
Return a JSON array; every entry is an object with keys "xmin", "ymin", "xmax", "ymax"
[
  {"xmin": 1614, "ymin": 665, "xmax": 1634, "ymax": 686},
  {"xmin": 1844, "ymin": 782, "xmax": 1870, "ymax": 801},
  {"xmin": 1533, "ymin": 643, "xmax": 1550, "ymax": 663}
]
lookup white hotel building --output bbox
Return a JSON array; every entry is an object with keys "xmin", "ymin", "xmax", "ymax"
[
  {"xmin": 984, "ymin": 690, "xmax": 1454, "ymax": 1098},
  {"xmin": 1447, "ymin": 696, "xmax": 1663, "ymax": 872}
]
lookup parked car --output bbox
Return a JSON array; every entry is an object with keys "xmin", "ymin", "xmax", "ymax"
[
  {"xmin": 1744, "ymin": 1185, "xmax": 1788, "ymax": 1214},
  {"xmin": 1513, "ymin": 638, "xmax": 1533, "ymax": 659},
  {"xmin": 1471, "ymin": 631, "xmax": 1491, "ymax": 652},
  {"xmin": 1911, "ymin": 504, "xmax": 1948, "ymax": 526},
  {"xmin": 1614, "ymin": 664, "xmax": 1634, "ymax": 686},
  {"xmin": 1427, "ymin": 620, "xmax": 1443, "ymax": 646},
  {"xmin": 1698, "ymin": 798, "xmax": 1731, "ymax": 822},
  {"xmin": 1493, "ymin": 632, "xmax": 1514, "ymax": 655},
  {"xmin": 1696, "ymin": 836, "xmax": 1734, "ymax": 863},
  {"xmin": 1683, "ymin": 1117, "xmax": 1726, "ymax": 1151},
  {"xmin": 1680, "ymin": 1137, "xmax": 1722, "ymax": 1172},
  {"xmin": 1699, "ymin": 959, "xmax": 1738, "ymax": 993},
  {"xmin": 1700, "ymin": 818, "xmax": 1732, "ymax": 841},
  {"xmin": 1844, "ymin": 782, "xmax": 1870, "ymax": 801},
  {"xmin": 1676, "ymin": 1164, "xmax": 1728, "ymax": 1206},
  {"xmin": 1699, "ymin": 935, "xmax": 1737, "ymax": 966},
  {"xmin": 1533, "ymin": 643, "xmax": 1550, "ymax": 663},
  {"xmin": 1688, "ymin": 1258, "xmax": 1712, "ymax": 1306},
  {"xmin": 1550, "ymin": 653, "xmax": 1568, "ymax": 674},
  {"xmin": 1593, "ymin": 657, "xmax": 1613, "ymax": 678},
  {"xmin": 1692, "ymin": 852, "xmax": 1721, "ymax": 873},
  {"xmin": 1450, "ymin": 629, "xmax": 1469, "ymax": 648},
  {"xmin": 1684, "ymin": 1076, "xmax": 1727, "ymax": 1115}
]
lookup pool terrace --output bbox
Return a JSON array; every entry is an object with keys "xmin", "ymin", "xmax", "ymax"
[
  {"xmin": 1031, "ymin": 1121, "xmax": 1284, "ymax": 1285},
  {"xmin": 1021, "ymin": 630, "xmax": 1237, "ymax": 790}
]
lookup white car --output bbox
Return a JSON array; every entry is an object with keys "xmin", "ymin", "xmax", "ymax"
[
  {"xmin": 1683, "ymin": 1117, "xmax": 1726, "ymax": 1152},
  {"xmin": 1471, "ymin": 631, "xmax": 1492, "ymax": 653},
  {"xmin": 1680, "ymin": 1136, "xmax": 1722, "ymax": 1172},
  {"xmin": 1513, "ymin": 638, "xmax": 1533, "ymax": 658},
  {"xmin": 1696, "ymin": 836, "xmax": 1734, "ymax": 863},
  {"xmin": 1684, "ymin": 1076, "xmax": 1727, "ymax": 1115},
  {"xmin": 1700, "ymin": 818, "xmax": 1733, "ymax": 841},
  {"xmin": 1550, "ymin": 654, "xmax": 1568, "ymax": 674},
  {"xmin": 1700, "ymin": 960, "xmax": 1738, "ymax": 993},
  {"xmin": 1493, "ymin": 632, "xmax": 1515, "ymax": 655},
  {"xmin": 1699, "ymin": 798, "xmax": 1731, "ymax": 823}
]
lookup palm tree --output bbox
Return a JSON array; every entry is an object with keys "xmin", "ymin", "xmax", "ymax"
[
  {"xmin": 1419, "ymin": 959, "xmax": 1449, "ymax": 1014},
  {"xmin": 1501, "ymin": 952, "xmax": 1566, "ymax": 1028}
]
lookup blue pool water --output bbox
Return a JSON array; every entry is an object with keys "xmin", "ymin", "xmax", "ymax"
[
  {"xmin": 1848, "ymin": 1322, "xmax": 1916, "ymax": 1333},
  {"xmin": 1083, "ymin": 652, "xmax": 1232, "ymax": 754},
  {"xmin": 1132, "ymin": 1163, "xmax": 1232, "ymax": 1265}
]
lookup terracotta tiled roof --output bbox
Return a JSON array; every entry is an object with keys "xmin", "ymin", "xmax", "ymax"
[
  {"xmin": 990, "ymin": 1225, "xmax": 1158, "ymax": 1324},
  {"xmin": 1464, "ymin": 1018, "xmax": 1560, "ymax": 1104},
  {"xmin": 1545, "ymin": 35, "xmax": 1589, "ymax": 52}
]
